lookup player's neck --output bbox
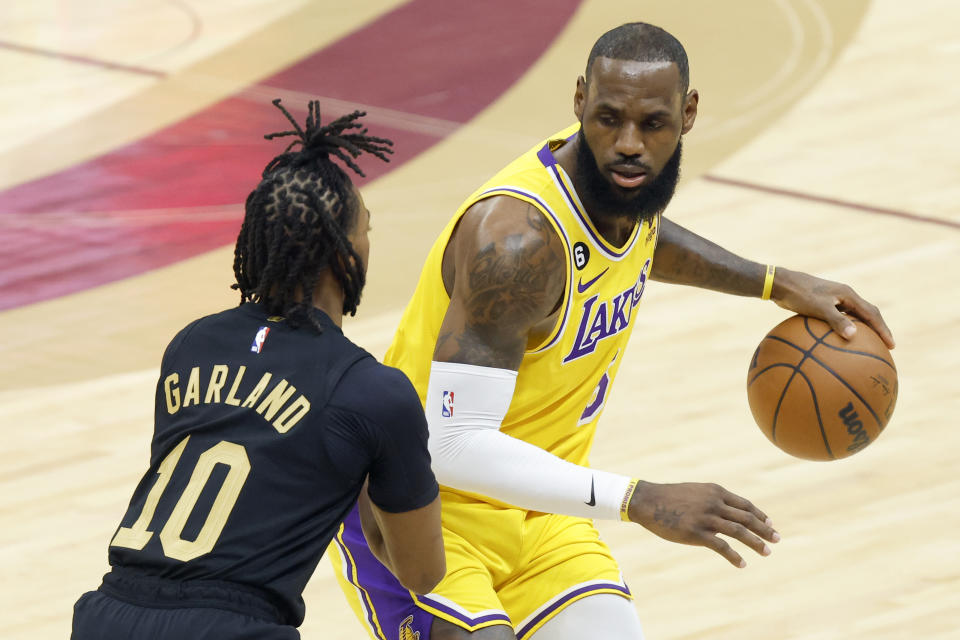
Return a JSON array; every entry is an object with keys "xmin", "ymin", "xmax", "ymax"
[
  {"xmin": 263, "ymin": 276, "xmax": 344, "ymax": 327},
  {"xmin": 310, "ymin": 272, "xmax": 345, "ymax": 327}
]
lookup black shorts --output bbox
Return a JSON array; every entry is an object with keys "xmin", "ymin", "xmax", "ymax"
[{"xmin": 71, "ymin": 571, "xmax": 299, "ymax": 640}]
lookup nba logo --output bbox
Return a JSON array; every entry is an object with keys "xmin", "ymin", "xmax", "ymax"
[
  {"xmin": 251, "ymin": 326, "xmax": 270, "ymax": 353},
  {"xmin": 441, "ymin": 391, "xmax": 454, "ymax": 417}
]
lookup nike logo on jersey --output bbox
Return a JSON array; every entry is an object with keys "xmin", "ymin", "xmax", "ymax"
[
  {"xmin": 576, "ymin": 268, "xmax": 609, "ymax": 293},
  {"xmin": 585, "ymin": 476, "xmax": 597, "ymax": 506}
]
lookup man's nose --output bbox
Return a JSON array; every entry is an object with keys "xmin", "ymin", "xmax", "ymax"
[{"xmin": 614, "ymin": 123, "xmax": 645, "ymax": 157}]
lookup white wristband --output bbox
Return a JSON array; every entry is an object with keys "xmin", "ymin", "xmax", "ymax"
[{"xmin": 426, "ymin": 361, "xmax": 633, "ymax": 520}]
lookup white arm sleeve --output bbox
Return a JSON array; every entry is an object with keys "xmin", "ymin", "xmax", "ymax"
[{"xmin": 425, "ymin": 361, "xmax": 633, "ymax": 521}]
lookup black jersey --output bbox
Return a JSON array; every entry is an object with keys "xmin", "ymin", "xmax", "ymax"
[{"xmin": 106, "ymin": 303, "xmax": 438, "ymax": 626}]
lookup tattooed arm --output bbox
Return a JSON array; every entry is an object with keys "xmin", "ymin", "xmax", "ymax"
[
  {"xmin": 650, "ymin": 217, "xmax": 766, "ymax": 295},
  {"xmin": 437, "ymin": 196, "xmax": 566, "ymax": 369},
  {"xmin": 427, "ymin": 198, "xmax": 779, "ymax": 566},
  {"xmin": 652, "ymin": 217, "xmax": 895, "ymax": 348}
]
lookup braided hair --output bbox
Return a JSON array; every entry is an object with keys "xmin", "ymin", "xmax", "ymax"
[{"xmin": 232, "ymin": 99, "xmax": 393, "ymax": 331}]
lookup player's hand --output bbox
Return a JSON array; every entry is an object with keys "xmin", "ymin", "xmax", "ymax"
[
  {"xmin": 770, "ymin": 267, "xmax": 895, "ymax": 349},
  {"xmin": 627, "ymin": 481, "xmax": 780, "ymax": 568}
]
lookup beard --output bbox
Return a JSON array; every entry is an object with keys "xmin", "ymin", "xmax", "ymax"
[{"xmin": 574, "ymin": 129, "xmax": 682, "ymax": 224}]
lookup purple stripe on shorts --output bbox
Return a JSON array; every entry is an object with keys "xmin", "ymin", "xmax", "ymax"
[
  {"xmin": 515, "ymin": 581, "xmax": 631, "ymax": 639},
  {"xmin": 416, "ymin": 594, "xmax": 512, "ymax": 627},
  {"xmin": 338, "ymin": 505, "xmax": 435, "ymax": 640}
]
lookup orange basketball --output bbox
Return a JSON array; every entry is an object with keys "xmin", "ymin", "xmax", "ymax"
[{"xmin": 746, "ymin": 314, "xmax": 897, "ymax": 461}]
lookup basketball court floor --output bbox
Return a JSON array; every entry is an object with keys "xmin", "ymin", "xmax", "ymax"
[{"xmin": 1, "ymin": 1, "xmax": 958, "ymax": 638}]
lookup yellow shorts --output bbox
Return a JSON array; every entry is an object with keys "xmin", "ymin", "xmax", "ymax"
[{"xmin": 330, "ymin": 490, "xmax": 631, "ymax": 640}]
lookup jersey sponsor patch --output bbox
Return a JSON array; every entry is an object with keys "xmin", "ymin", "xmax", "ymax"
[
  {"xmin": 441, "ymin": 391, "xmax": 455, "ymax": 417},
  {"xmin": 251, "ymin": 326, "xmax": 270, "ymax": 354}
]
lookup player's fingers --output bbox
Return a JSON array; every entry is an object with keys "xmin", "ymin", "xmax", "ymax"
[
  {"xmin": 721, "ymin": 491, "xmax": 771, "ymax": 527},
  {"xmin": 711, "ymin": 517, "xmax": 772, "ymax": 557},
  {"xmin": 721, "ymin": 505, "xmax": 780, "ymax": 543},
  {"xmin": 706, "ymin": 534, "xmax": 746, "ymax": 568},
  {"xmin": 838, "ymin": 292, "xmax": 896, "ymax": 349},
  {"xmin": 820, "ymin": 302, "xmax": 858, "ymax": 342}
]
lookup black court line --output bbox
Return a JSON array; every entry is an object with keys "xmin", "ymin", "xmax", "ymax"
[
  {"xmin": 0, "ymin": 40, "xmax": 166, "ymax": 78},
  {"xmin": 704, "ymin": 174, "xmax": 960, "ymax": 231}
]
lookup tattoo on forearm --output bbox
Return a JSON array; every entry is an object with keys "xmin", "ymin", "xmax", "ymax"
[
  {"xmin": 655, "ymin": 256, "xmax": 760, "ymax": 291},
  {"xmin": 652, "ymin": 229, "xmax": 764, "ymax": 296}
]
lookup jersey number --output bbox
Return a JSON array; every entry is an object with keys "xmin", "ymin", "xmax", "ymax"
[
  {"xmin": 578, "ymin": 350, "xmax": 620, "ymax": 426},
  {"xmin": 110, "ymin": 436, "xmax": 251, "ymax": 562}
]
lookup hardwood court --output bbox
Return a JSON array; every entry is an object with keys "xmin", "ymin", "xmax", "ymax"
[{"xmin": 1, "ymin": 1, "xmax": 958, "ymax": 638}]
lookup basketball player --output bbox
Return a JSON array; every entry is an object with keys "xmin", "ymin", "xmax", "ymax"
[
  {"xmin": 330, "ymin": 22, "xmax": 896, "ymax": 640},
  {"xmin": 71, "ymin": 100, "xmax": 446, "ymax": 640}
]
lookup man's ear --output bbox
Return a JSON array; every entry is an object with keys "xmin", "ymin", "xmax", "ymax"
[
  {"xmin": 574, "ymin": 76, "xmax": 587, "ymax": 121},
  {"xmin": 681, "ymin": 89, "xmax": 698, "ymax": 135}
]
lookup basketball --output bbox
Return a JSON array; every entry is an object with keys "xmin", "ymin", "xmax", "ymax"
[{"xmin": 746, "ymin": 314, "xmax": 897, "ymax": 461}]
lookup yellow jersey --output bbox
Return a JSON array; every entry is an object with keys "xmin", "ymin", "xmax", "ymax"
[{"xmin": 385, "ymin": 123, "xmax": 658, "ymax": 482}]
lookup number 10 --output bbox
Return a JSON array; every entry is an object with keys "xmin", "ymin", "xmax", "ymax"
[{"xmin": 110, "ymin": 436, "xmax": 251, "ymax": 562}]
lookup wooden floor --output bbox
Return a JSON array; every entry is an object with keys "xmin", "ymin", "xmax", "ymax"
[{"xmin": 1, "ymin": 1, "xmax": 958, "ymax": 638}]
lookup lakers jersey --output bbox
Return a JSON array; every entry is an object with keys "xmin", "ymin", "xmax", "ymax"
[{"xmin": 385, "ymin": 123, "xmax": 658, "ymax": 477}]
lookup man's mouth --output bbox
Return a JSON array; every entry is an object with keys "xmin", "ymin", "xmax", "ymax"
[{"xmin": 609, "ymin": 166, "xmax": 648, "ymax": 189}]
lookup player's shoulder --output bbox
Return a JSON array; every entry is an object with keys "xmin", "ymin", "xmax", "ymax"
[
  {"xmin": 461, "ymin": 125, "xmax": 579, "ymax": 250},
  {"xmin": 161, "ymin": 313, "xmax": 217, "ymax": 360},
  {"xmin": 170, "ymin": 304, "xmax": 253, "ymax": 338},
  {"xmin": 473, "ymin": 123, "xmax": 577, "ymax": 201},
  {"xmin": 161, "ymin": 304, "xmax": 357, "ymax": 366},
  {"xmin": 460, "ymin": 194, "xmax": 563, "ymax": 251},
  {"xmin": 161, "ymin": 305, "xmax": 253, "ymax": 351},
  {"xmin": 330, "ymin": 360, "xmax": 423, "ymax": 425},
  {"xmin": 454, "ymin": 194, "xmax": 566, "ymax": 302}
]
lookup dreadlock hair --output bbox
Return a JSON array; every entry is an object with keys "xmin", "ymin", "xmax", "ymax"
[
  {"xmin": 586, "ymin": 23, "xmax": 689, "ymax": 94},
  {"xmin": 232, "ymin": 99, "xmax": 393, "ymax": 332}
]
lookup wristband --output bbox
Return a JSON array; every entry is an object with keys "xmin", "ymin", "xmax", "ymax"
[
  {"xmin": 761, "ymin": 265, "xmax": 776, "ymax": 300},
  {"xmin": 620, "ymin": 479, "xmax": 640, "ymax": 522}
]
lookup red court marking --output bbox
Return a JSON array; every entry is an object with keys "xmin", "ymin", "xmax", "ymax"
[
  {"xmin": 0, "ymin": 0, "xmax": 583, "ymax": 311},
  {"xmin": 0, "ymin": 40, "xmax": 166, "ymax": 77},
  {"xmin": 704, "ymin": 174, "xmax": 960, "ymax": 231}
]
